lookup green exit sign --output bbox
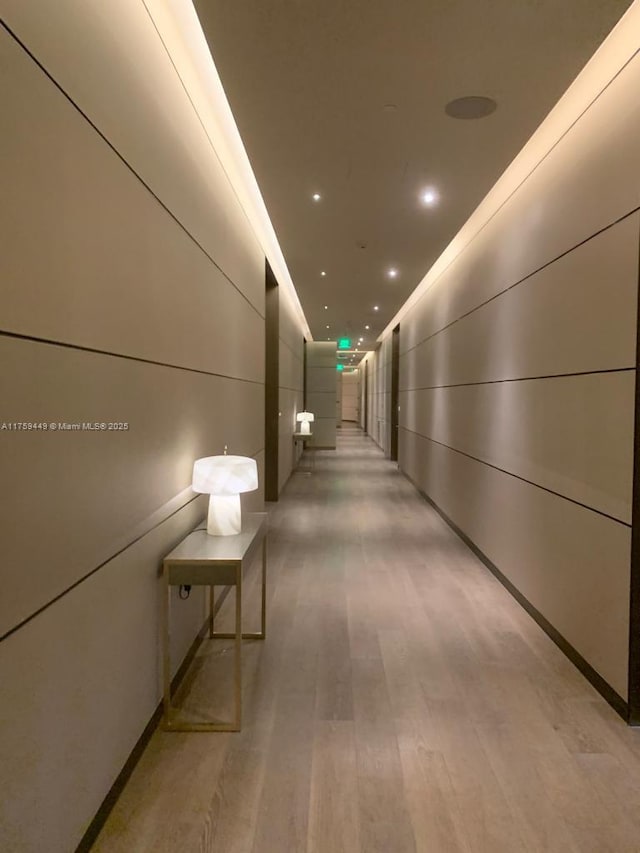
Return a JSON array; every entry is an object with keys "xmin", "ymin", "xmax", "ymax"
[
  {"xmin": 336, "ymin": 364, "xmax": 344, "ymax": 371},
  {"xmin": 338, "ymin": 338, "xmax": 351, "ymax": 350}
]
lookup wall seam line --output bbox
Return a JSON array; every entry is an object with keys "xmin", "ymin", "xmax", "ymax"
[
  {"xmin": 0, "ymin": 446, "xmax": 265, "ymax": 644},
  {"xmin": 0, "ymin": 19, "xmax": 266, "ymax": 324},
  {"xmin": 401, "ymin": 204, "xmax": 640, "ymax": 358},
  {"xmin": 0, "ymin": 329, "xmax": 264, "ymax": 386},
  {"xmin": 399, "ymin": 366, "xmax": 635, "ymax": 392},
  {"xmin": 400, "ymin": 426, "xmax": 631, "ymax": 528}
]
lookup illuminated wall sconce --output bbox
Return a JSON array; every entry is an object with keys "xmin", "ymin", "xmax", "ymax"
[
  {"xmin": 192, "ymin": 452, "xmax": 258, "ymax": 536},
  {"xmin": 296, "ymin": 411, "xmax": 315, "ymax": 435}
]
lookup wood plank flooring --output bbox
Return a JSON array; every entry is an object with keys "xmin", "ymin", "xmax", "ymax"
[{"xmin": 93, "ymin": 426, "xmax": 640, "ymax": 852}]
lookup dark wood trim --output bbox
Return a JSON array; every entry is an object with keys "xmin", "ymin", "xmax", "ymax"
[
  {"xmin": 264, "ymin": 261, "xmax": 279, "ymax": 502},
  {"xmin": 390, "ymin": 325, "xmax": 400, "ymax": 461},
  {"xmin": 364, "ymin": 359, "xmax": 369, "ymax": 433},
  {"xmin": 629, "ymin": 221, "xmax": 640, "ymax": 726},
  {"xmin": 303, "ymin": 338, "xmax": 308, "ymax": 409},
  {"xmin": 402, "ymin": 469, "xmax": 629, "ymax": 722}
]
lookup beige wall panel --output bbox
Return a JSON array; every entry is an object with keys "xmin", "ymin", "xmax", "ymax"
[
  {"xmin": 307, "ymin": 341, "xmax": 338, "ymax": 369},
  {"xmin": 0, "ymin": 498, "xmax": 211, "ymax": 853},
  {"xmin": 0, "ymin": 336, "xmax": 264, "ymax": 637},
  {"xmin": 0, "ymin": 33, "xmax": 263, "ymax": 381},
  {"xmin": 399, "ymin": 431, "xmax": 631, "ymax": 699},
  {"xmin": 307, "ymin": 366, "xmax": 338, "ymax": 393},
  {"xmin": 400, "ymin": 214, "xmax": 639, "ymax": 391},
  {"xmin": 306, "ymin": 391, "xmax": 337, "ymax": 420},
  {"xmin": 342, "ymin": 371, "xmax": 359, "ymax": 421},
  {"xmin": 278, "ymin": 339, "xmax": 302, "ymax": 393},
  {"xmin": 311, "ymin": 419, "xmax": 337, "ymax": 449},
  {"xmin": 0, "ymin": 3, "xmax": 266, "ymax": 311},
  {"xmin": 277, "ymin": 287, "xmax": 304, "ymax": 492},
  {"xmin": 400, "ymin": 371, "xmax": 634, "ymax": 524},
  {"xmin": 401, "ymin": 53, "xmax": 640, "ymax": 354},
  {"xmin": 368, "ymin": 336, "xmax": 393, "ymax": 456},
  {"xmin": 279, "ymin": 287, "xmax": 305, "ymax": 359},
  {"xmin": 306, "ymin": 343, "xmax": 337, "ymax": 447}
]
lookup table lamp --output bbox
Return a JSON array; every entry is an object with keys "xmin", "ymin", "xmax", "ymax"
[
  {"xmin": 192, "ymin": 453, "xmax": 258, "ymax": 536},
  {"xmin": 296, "ymin": 411, "xmax": 315, "ymax": 435}
]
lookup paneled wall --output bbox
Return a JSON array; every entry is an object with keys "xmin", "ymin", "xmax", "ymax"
[
  {"xmin": 395, "ymin": 49, "xmax": 640, "ymax": 707},
  {"xmin": 0, "ymin": 4, "xmax": 301, "ymax": 851},
  {"xmin": 278, "ymin": 289, "xmax": 305, "ymax": 491},
  {"xmin": 306, "ymin": 342, "xmax": 337, "ymax": 448},
  {"xmin": 363, "ymin": 339, "xmax": 393, "ymax": 455},
  {"xmin": 359, "ymin": 364, "xmax": 367, "ymax": 430},
  {"xmin": 341, "ymin": 370, "xmax": 359, "ymax": 421}
]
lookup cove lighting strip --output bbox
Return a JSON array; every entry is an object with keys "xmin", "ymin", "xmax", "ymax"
[
  {"xmin": 379, "ymin": 0, "xmax": 640, "ymax": 341},
  {"xmin": 144, "ymin": 0, "xmax": 311, "ymax": 339}
]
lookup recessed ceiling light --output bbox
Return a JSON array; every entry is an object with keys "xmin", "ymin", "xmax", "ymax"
[
  {"xmin": 420, "ymin": 188, "xmax": 439, "ymax": 206},
  {"xmin": 324, "ymin": 305, "xmax": 328, "ymax": 310},
  {"xmin": 321, "ymin": 271, "xmax": 326, "ymax": 276},
  {"xmin": 326, "ymin": 324, "xmax": 330, "ymax": 329},
  {"xmin": 373, "ymin": 306, "xmax": 379, "ymax": 311},
  {"xmin": 445, "ymin": 96, "xmax": 497, "ymax": 120},
  {"xmin": 387, "ymin": 268, "xmax": 398, "ymax": 279},
  {"xmin": 312, "ymin": 193, "xmax": 321, "ymax": 202},
  {"xmin": 365, "ymin": 325, "xmax": 370, "ymax": 330}
]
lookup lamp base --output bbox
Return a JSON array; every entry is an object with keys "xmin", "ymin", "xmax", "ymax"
[
  {"xmin": 207, "ymin": 494, "xmax": 241, "ymax": 536},
  {"xmin": 300, "ymin": 420, "xmax": 310, "ymax": 434}
]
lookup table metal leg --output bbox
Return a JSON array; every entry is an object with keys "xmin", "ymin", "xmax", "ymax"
[
  {"xmin": 260, "ymin": 536, "xmax": 267, "ymax": 639},
  {"xmin": 209, "ymin": 585, "xmax": 215, "ymax": 638},
  {"xmin": 162, "ymin": 568, "xmax": 171, "ymax": 727},
  {"xmin": 234, "ymin": 566, "xmax": 242, "ymax": 731}
]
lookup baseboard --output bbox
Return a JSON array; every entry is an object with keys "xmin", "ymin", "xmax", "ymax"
[
  {"xmin": 401, "ymin": 469, "xmax": 630, "ymax": 724},
  {"xmin": 75, "ymin": 587, "xmax": 233, "ymax": 852}
]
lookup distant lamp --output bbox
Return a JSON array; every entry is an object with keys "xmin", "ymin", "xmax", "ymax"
[
  {"xmin": 192, "ymin": 452, "xmax": 258, "ymax": 536},
  {"xmin": 296, "ymin": 411, "xmax": 315, "ymax": 435}
]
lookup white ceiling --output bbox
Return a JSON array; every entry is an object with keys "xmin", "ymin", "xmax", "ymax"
[{"xmin": 194, "ymin": 0, "xmax": 632, "ymax": 355}]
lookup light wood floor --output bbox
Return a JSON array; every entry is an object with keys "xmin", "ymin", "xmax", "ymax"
[{"xmin": 94, "ymin": 426, "xmax": 640, "ymax": 853}]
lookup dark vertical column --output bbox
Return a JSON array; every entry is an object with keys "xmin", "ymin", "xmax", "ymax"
[
  {"xmin": 303, "ymin": 337, "xmax": 308, "ymax": 408},
  {"xmin": 390, "ymin": 324, "xmax": 400, "ymax": 461},
  {"xmin": 364, "ymin": 359, "xmax": 369, "ymax": 434},
  {"xmin": 629, "ymin": 231, "xmax": 640, "ymax": 725},
  {"xmin": 265, "ymin": 261, "xmax": 279, "ymax": 502}
]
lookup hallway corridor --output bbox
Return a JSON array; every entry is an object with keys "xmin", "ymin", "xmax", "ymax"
[{"xmin": 95, "ymin": 427, "xmax": 640, "ymax": 853}]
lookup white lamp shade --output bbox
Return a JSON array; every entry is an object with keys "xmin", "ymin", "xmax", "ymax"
[
  {"xmin": 296, "ymin": 411, "xmax": 315, "ymax": 423},
  {"xmin": 192, "ymin": 455, "xmax": 258, "ymax": 496}
]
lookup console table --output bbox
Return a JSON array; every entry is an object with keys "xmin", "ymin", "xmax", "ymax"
[
  {"xmin": 293, "ymin": 431, "xmax": 315, "ymax": 471},
  {"xmin": 162, "ymin": 512, "xmax": 267, "ymax": 732}
]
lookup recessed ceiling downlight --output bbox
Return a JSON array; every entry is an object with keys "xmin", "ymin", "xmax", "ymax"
[
  {"xmin": 445, "ymin": 96, "xmax": 497, "ymax": 120},
  {"xmin": 420, "ymin": 188, "xmax": 439, "ymax": 206}
]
